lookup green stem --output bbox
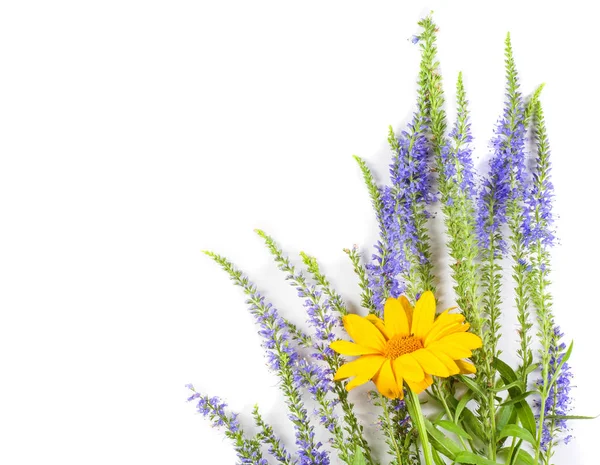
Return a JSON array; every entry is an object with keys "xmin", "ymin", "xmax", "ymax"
[
  {"xmin": 488, "ymin": 389, "xmax": 497, "ymax": 461},
  {"xmin": 505, "ymin": 437, "xmax": 517, "ymax": 465},
  {"xmin": 381, "ymin": 396, "xmax": 403, "ymax": 465},
  {"xmin": 534, "ymin": 390, "xmax": 549, "ymax": 464},
  {"xmin": 433, "ymin": 382, "xmax": 469, "ymax": 451},
  {"xmin": 407, "ymin": 389, "xmax": 434, "ymax": 465}
]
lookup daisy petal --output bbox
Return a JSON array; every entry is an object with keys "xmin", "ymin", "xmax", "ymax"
[
  {"xmin": 425, "ymin": 320, "xmax": 470, "ymax": 347},
  {"xmin": 399, "ymin": 295, "xmax": 414, "ymax": 330},
  {"xmin": 345, "ymin": 375, "xmax": 370, "ymax": 391},
  {"xmin": 366, "ymin": 314, "xmax": 392, "ymax": 340},
  {"xmin": 384, "ymin": 297, "xmax": 410, "ymax": 337},
  {"xmin": 393, "ymin": 353, "xmax": 425, "ymax": 382},
  {"xmin": 424, "ymin": 309, "xmax": 465, "ymax": 344},
  {"xmin": 330, "ymin": 340, "xmax": 380, "ymax": 356},
  {"xmin": 437, "ymin": 332, "xmax": 483, "ymax": 350},
  {"xmin": 427, "ymin": 341, "xmax": 473, "ymax": 359},
  {"xmin": 394, "ymin": 372, "xmax": 405, "ymax": 400},
  {"xmin": 411, "ymin": 291, "xmax": 436, "ymax": 340},
  {"xmin": 372, "ymin": 359, "xmax": 400, "ymax": 399},
  {"xmin": 343, "ymin": 314, "xmax": 387, "ymax": 351},
  {"xmin": 334, "ymin": 355, "xmax": 385, "ymax": 381},
  {"xmin": 428, "ymin": 348, "xmax": 460, "ymax": 375},
  {"xmin": 411, "ymin": 348, "xmax": 450, "ymax": 377},
  {"xmin": 456, "ymin": 359, "xmax": 476, "ymax": 375},
  {"xmin": 406, "ymin": 374, "xmax": 433, "ymax": 394}
]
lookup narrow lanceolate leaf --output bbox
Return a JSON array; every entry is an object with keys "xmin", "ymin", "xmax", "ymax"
[
  {"xmin": 455, "ymin": 391, "xmax": 473, "ymax": 423},
  {"xmin": 424, "ymin": 418, "xmax": 462, "ymax": 460},
  {"xmin": 498, "ymin": 448, "xmax": 535, "ymax": 465},
  {"xmin": 544, "ymin": 414, "xmax": 599, "ymax": 421},
  {"xmin": 500, "ymin": 391, "xmax": 536, "ymax": 407},
  {"xmin": 459, "ymin": 374, "xmax": 487, "ymax": 399},
  {"xmin": 431, "ymin": 448, "xmax": 446, "ymax": 465},
  {"xmin": 497, "ymin": 424, "xmax": 536, "ymax": 445},
  {"xmin": 454, "ymin": 451, "xmax": 502, "ymax": 465},
  {"xmin": 461, "ymin": 408, "xmax": 487, "ymax": 443},
  {"xmin": 435, "ymin": 419, "xmax": 473, "ymax": 440},
  {"xmin": 513, "ymin": 401, "xmax": 537, "ymax": 438},
  {"xmin": 548, "ymin": 340, "xmax": 573, "ymax": 387},
  {"xmin": 495, "ymin": 404, "xmax": 515, "ymax": 435},
  {"xmin": 493, "ymin": 357, "xmax": 536, "ymax": 435}
]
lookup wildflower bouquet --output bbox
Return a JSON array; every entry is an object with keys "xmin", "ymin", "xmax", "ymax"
[{"xmin": 188, "ymin": 15, "xmax": 587, "ymax": 465}]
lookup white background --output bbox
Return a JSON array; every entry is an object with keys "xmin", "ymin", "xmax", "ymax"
[{"xmin": 1, "ymin": 1, "xmax": 599, "ymax": 464}]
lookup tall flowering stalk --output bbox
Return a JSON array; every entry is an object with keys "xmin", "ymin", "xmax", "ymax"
[
  {"xmin": 536, "ymin": 328, "xmax": 573, "ymax": 462},
  {"xmin": 186, "ymin": 387, "xmax": 269, "ymax": 465},
  {"xmin": 473, "ymin": 34, "xmax": 530, "ymax": 460},
  {"xmin": 364, "ymin": 16, "xmax": 441, "ymax": 311},
  {"xmin": 203, "ymin": 251, "xmax": 330, "ymax": 465},
  {"xmin": 353, "ymin": 156, "xmax": 391, "ymax": 313},
  {"xmin": 252, "ymin": 405, "xmax": 297, "ymax": 465},
  {"xmin": 255, "ymin": 230, "xmax": 374, "ymax": 465},
  {"xmin": 437, "ymin": 72, "xmax": 481, "ymax": 335},
  {"xmin": 524, "ymin": 99, "xmax": 574, "ymax": 465}
]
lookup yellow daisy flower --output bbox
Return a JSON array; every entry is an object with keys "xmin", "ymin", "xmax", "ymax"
[{"xmin": 330, "ymin": 291, "xmax": 482, "ymax": 399}]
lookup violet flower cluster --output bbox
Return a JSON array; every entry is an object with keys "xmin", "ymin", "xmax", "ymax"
[
  {"xmin": 440, "ymin": 114, "xmax": 476, "ymax": 201},
  {"xmin": 200, "ymin": 252, "xmax": 330, "ymax": 465},
  {"xmin": 475, "ymin": 99, "xmax": 527, "ymax": 253},
  {"xmin": 242, "ymin": 286, "xmax": 331, "ymax": 465},
  {"xmin": 186, "ymin": 385, "xmax": 269, "ymax": 465},
  {"xmin": 367, "ymin": 115, "xmax": 431, "ymax": 312},
  {"xmin": 536, "ymin": 326, "xmax": 574, "ymax": 451}
]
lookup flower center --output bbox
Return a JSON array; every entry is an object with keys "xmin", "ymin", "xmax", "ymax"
[{"xmin": 383, "ymin": 334, "xmax": 423, "ymax": 359}]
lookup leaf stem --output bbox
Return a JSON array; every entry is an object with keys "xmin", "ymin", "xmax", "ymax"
[{"xmin": 407, "ymin": 389, "xmax": 434, "ymax": 465}]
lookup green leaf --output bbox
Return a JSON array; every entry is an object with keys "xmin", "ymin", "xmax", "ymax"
[
  {"xmin": 491, "ymin": 361, "xmax": 536, "ymax": 436},
  {"xmin": 431, "ymin": 447, "xmax": 446, "ymax": 465},
  {"xmin": 461, "ymin": 408, "xmax": 487, "ymax": 442},
  {"xmin": 492, "ymin": 380, "xmax": 523, "ymax": 393},
  {"xmin": 548, "ymin": 341, "xmax": 574, "ymax": 389},
  {"xmin": 497, "ymin": 424, "xmax": 536, "ymax": 445},
  {"xmin": 350, "ymin": 445, "xmax": 366, "ymax": 465},
  {"xmin": 508, "ymin": 440, "xmax": 524, "ymax": 465},
  {"xmin": 500, "ymin": 391, "xmax": 536, "ymax": 406},
  {"xmin": 435, "ymin": 419, "xmax": 473, "ymax": 440},
  {"xmin": 545, "ymin": 414, "xmax": 599, "ymax": 420},
  {"xmin": 455, "ymin": 391, "xmax": 472, "ymax": 423},
  {"xmin": 525, "ymin": 363, "xmax": 539, "ymax": 375},
  {"xmin": 493, "ymin": 358, "xmax": 518, "ymax": 387},
  {"xmin": 495, "ymin": 404, "xmax": 514, "ymax": 435},
  {"xmin": 459, "ymin": 374, "xmax": 487, "ymax": 399},
  {"xmin": 499, "ymin": 447, "xmax": 535, "ymax": 465},
  {"xmin": 513, "ymin": 449, "xmax": 535, "ymax": 465},
  {"xmin": 454, "ymin": 451, "xmax": 501, "ymax": 465},
  {"xmin": 424, "ymin": 418, "xmax": 461, "ymax": 460},
  {"xmin": 514, "ymin": 401, "xmax": 537, "ymax": 437}
]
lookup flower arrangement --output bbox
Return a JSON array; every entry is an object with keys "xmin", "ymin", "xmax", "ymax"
[{"xmin": 187, "ymin": 14, "xmax": 589, "ymax": 465}]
